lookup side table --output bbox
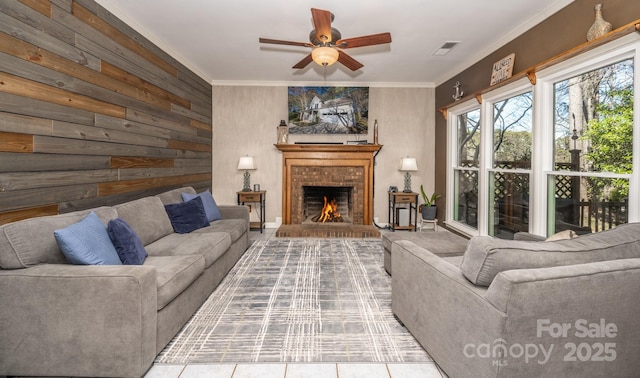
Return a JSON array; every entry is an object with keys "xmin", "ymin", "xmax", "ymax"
[
  {"xmin": 388, "ymin": 191, "xmax": 418, "ymax": 231},
  {"xmin": 237, "ymin": 190, "xmax": 266, "ymax": 233}
]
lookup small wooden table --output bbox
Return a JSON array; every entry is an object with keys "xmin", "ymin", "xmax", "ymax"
[
  {"xmin": 388, "ymin": 191, "xmax": 418, "ymax": 231},
  {"xmin": 237, "ymin": 190, "xmax": 266, "ymax": 233}
]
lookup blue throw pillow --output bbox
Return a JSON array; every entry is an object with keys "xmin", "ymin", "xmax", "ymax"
[
  {"xmin": 54, "ymin": 212, "xmax": 122, "ymax": 265},
  {"xmin": 107, "ymin": 218, "xmax": 148, "ymax": 265},
  {"xmin": 182, "ymin": 189, "xmax": 222, "ymax": 222},
  {"xmin": 164, "ymin": 196, "xmax": 210, "ymax": 234}
]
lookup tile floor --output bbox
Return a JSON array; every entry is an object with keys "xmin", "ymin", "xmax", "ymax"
[
  {"xmin": 145, "ymin": 227, "xmax": 449, "ymax": 378},
  {"xmin": 144, "ymin": 362, "xmax": 446, "ymax": 378}
]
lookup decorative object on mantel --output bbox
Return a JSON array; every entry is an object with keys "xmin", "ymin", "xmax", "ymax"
[
  {"xmin": 490, "ymin": 53, "xmax": 515, "ymax": 86},
  {"xmin": 587, "ymin": 3, "xmax": 612, "ymax": 41},
  {"xmin": 277, "ymin": 120, "xmax": 288, "ymax": 144},
  {"xmin": 452, "ymin": 81, "xmax": 464, "ymax": 101},
  {"xmin": 373, "ymin": 119, "xmax": 379, "ymax": 144},
  {"xmin": 237, "ymin": 156, "xmax": 256, "ymax": 192},
  {"xmin": 399, "ymin": 157, "xmax": 418, "ymax": 193}
]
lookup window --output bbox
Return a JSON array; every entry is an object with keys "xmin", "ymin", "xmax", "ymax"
[
  {"xmin": 453, "ymin": 108, "xmax": 480, "ymax": 231},
  {"xmin": 446, "ymin": 34, "xmax": 639, "ymax": 238},
  {"xmin": 549, "ymin": 57, "xmax": 633, "ymax": 235},
  {"xmin": 490, "ymin": 91, "xmax": 533, "ymax": 239}
]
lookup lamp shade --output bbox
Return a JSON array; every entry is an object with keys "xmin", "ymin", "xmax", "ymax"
[
  {"xmin": 400, "ymin": 157, "xmax": 418, "ymax": 171},
  {"xmin": 312, "ymin": 46, "xmax": 339, "ymax": 66},
  {"xmin": 237, "ymin": 156, "xmax": 256, "ymax": 170}
]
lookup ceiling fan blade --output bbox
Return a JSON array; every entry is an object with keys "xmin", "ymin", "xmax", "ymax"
[
  {"xmin": 259, "ymin": 38, "xmax": 311, "ymax": 47},
  {"xmin": 292, "ymin": 53, "xmax": 314, "ymax": 69},
  {"xmin": 337, "ymin": 51, "xmax": 364, "ymax": 71},
  {"xmin": 336, "ymin": 32, "xmax": 392, "ymax": 49},
  {"xmin": 311, "ymin": 8, "xmax": 333, "ymax": 43}
]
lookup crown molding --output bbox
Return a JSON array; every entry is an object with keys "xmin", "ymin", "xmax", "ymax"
[{"xmin": 211, "ymin": 80, "xmax": 435, "ymax": 88}]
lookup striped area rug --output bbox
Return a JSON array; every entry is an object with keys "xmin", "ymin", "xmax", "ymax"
[{"xmin": 156, "ymin": 239, "xmax": 431, "ymax": 363}]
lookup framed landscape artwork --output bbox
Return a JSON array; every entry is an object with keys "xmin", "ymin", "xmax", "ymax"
[{"xmin": 288, "ymin": 86, "xmax": 369, "ymax": 134}]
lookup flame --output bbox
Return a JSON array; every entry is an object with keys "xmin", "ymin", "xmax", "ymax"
[{"xmin": 317, "ymin": 196, "xmax": 342, "ymax": 223}]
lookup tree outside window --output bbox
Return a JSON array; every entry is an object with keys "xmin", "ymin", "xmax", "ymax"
[{"xmin": 552, "ymin": 58, "xmax": 634, "ymax": 233}]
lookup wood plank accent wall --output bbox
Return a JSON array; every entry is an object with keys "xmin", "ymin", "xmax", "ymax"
[{"xmin": 0, "ymin": 0, "xmax": 212, "ymax": 225}]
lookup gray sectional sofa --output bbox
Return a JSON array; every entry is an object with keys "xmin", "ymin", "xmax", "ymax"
[
  {"xmin": 391, "ymin": 224, "xmax": 640, "ymax": 378},
  {"xmin": 382, "ymin": 229, "xmax": 468, "ymax": 275},
  {"xmin": 0, "ymin": 187, "xmax": 250, "ymax": 378}
]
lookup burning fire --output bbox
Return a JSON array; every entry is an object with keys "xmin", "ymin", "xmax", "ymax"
[{"xmin": 313, "ymin": 196, "xmax": 343, "ymax": 223}]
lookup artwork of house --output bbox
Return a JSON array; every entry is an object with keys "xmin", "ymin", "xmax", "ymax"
[
  {"xmin": 301, "ymin": 95, "xmax": 354, "ymax": 125},
  {"xmin": 288, "ymin": 86, "xmax": 369, "ymax": 134}
]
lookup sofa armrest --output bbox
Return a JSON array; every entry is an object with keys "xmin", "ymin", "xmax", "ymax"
[
  {"xmin": 486, "ymin": 258, "xmax": 640, "ymax": 312},
  {"xmin": 391, "ymin": 240, "xmax": 506, "ymax": 378},
  {"xmin": 219, "ymin": 205, "xmax": 250, "ymax": 222},
  {"xmin": 484, "ymin": 258, "xmax": 640, "ymax": 375},
  {"xmin": 0, "ymin": 264, "xmax": 157, "ymax": 378}
]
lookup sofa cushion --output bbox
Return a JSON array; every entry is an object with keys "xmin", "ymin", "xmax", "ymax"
[
  {"xmin": 114, "ymin": 197, "xmax": 174, "ymax": 246},
  {"xmin": 196, "ymin": 219, "xmax": 248, "ymax": 242},
  {"xmin": 156, "ymin": 186, "xmax": 196, "ymax": 205},
  {"xmin": 54, "ymin": 212, "xmax": 122, "ymax": 266},
  {"xmin": 143, "ymin": 255, "xmax": 205, "ymax": 310},
  {"xmin": 164, "ymin": 196, "xmax": 210, "ymax": 234},
  {"xmin": 383, "ymin": 230, "xmax": 468, "ymax": 257},
  {"xmin": 441, "ymin": 255, "xmax": 464, "ymax": 267},
  {"xmin": 108, "ymin": 218, "xmax": 148, "ymax": 265},
  {"xmin": 0, "ymin": 207, "xmax": 118, "ymax": 269},
  {"xmin": 145, "ymin": 231, "xmax": 231, "ymax": 269},
  {"xmin": 182, "ymin": 190, "xmax": 222, "ymax": 222},
  {"xmin": 460, "ymin": 222, "xmax": 640, "ymax": 286}
]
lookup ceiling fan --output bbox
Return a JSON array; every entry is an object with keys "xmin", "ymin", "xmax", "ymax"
[{"xmin": 259, "ymin": 8, "xmax": 392, "ymax": 71}]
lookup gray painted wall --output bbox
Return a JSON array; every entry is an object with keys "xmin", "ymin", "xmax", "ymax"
[{"xmin": 212, "ymin": 86, "xmax": 435, "ymax": 226}]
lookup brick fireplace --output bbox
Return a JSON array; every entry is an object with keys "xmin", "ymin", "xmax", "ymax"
[{"xmin": 275, "ymin": 144, "xmax": 382, "ymax": 238}]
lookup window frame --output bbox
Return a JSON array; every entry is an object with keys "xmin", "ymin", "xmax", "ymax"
[
  {"xmin": 447, "ymin": 101, "xmax": 482, "ymax": 236},
  {"xmin": 446, "ymin": 33, "xmax": 640, "ymax": 237}
]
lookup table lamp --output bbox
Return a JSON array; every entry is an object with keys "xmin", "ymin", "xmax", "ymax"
[
  {"xmin": 399, "ymin": 157, "xmax": 418, "ymax": 193},
  {"xmin": 237, "ymin": 156, "xmax": 256, "ymax": 192}
]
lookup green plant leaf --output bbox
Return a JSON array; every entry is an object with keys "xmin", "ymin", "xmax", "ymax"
[{"xmin": 420, "ymin": 184, "xmax": 441, "ymax": 206}]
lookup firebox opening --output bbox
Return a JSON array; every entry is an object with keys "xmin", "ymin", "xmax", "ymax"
[{"xmin": 303, "ymin": 186, "xmax": 353, "ymax": 224}]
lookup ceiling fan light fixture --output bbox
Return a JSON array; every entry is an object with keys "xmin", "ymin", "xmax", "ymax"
[{"xmin": 311, "ymin": 46, "xmax": 339, "ymax": 66}]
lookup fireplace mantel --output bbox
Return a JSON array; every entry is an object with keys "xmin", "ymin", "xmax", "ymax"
[
  {"xmin": 275, "ymin": 143, "xmax": 382, "ymax": 225},
  {"xmin": 275, "ymin": 144, "xmax": 383, "ymax": 153}
]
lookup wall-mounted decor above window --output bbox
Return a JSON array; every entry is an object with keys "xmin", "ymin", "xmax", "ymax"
[
  {"xmin": 490, "ymin": 53, "xmax": 515, "ymax": 86},
  {"xmin": 288, "ymin": 86, "xmax": 369, "ymax": 134}
]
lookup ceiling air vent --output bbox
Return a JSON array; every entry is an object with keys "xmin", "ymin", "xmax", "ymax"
[{"xmin": 432, "ymin": 41, "xmax": 460, "ymax": 56}]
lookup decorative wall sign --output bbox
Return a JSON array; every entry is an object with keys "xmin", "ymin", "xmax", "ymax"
[
  {"xmin": 288, "ymin": 86, "xmax": 369, "ymax": 134},
  {"xmin": 490, "ymin": 53, "xmax": 516, "ymax": 86}
]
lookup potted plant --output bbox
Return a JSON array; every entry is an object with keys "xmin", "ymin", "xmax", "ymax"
[{"xmin": 420, "ymin": 184, "xmax": 441, "ymax": 220}]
